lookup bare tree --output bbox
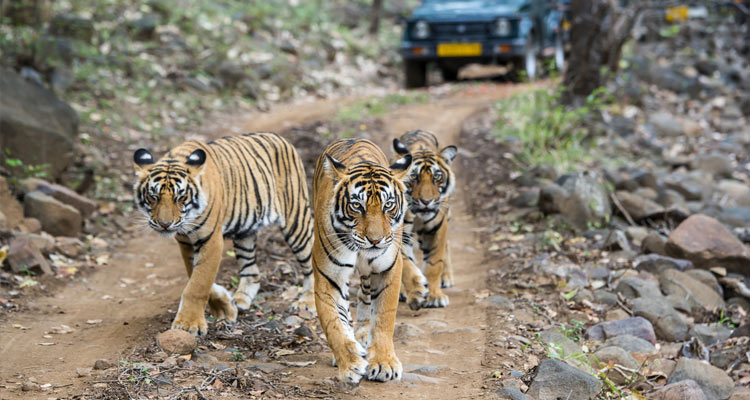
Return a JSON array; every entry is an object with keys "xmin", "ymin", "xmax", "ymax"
[{"xmin": 369, "ymin": 0, "xmax": 384, "ymax": 35}]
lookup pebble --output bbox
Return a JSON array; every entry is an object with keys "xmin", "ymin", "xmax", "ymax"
[
  {"xmin": 401, "ymin": 372, "xmax": 440, "ymax": 384},
  {"xmin": 668, "ymin": 358, "xmax": 734, "ymax": 400},
  {"xmin": 93, "ymin": 359, "xmax": 114, "ymax": 370},
  {"xmin": 653, "ymin": 379, "xmax": 708, "ymax": 400},
  {"xmin": 527, "ymin": 358, "xmax": 602, "ymax": 400},
  {"xmin": 156, "ymin": 329, "xmax": 197, "ymax": 355}
]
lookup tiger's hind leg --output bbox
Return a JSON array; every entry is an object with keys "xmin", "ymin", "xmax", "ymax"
[
  {"xmin": 420, "ymin": 215, "xmax": 450, "ymax": 308},
  {"xmin": 398, "ymin": 213, "xmax": 428, "ymax": 309},
  {"xmin": 440, "ymin": 209, "xmax": 454, "ymax": 288},
  {"xmin": 282, "ymin": 215, "xmax": 316, "ymax": 313},
  {"xmin": 232, "ymin": 234, "xmax": 261, "ymax": 310}
]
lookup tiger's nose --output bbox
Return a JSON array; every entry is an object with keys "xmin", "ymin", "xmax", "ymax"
[
  {"xmin": 159, "ymin": 221, "xmax": 171, "ymax": 229},
  {"xmin": 367, "ymin": 236, "xmax": 383, "ymax": 245},
  {"xmin": 420, "ymin": 199, "xmax": 433, "ymax": 206}
]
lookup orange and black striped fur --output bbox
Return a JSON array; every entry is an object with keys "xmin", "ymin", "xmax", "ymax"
[
  {"xmin": 312, "ymin": 139, "xmax": 412, "ymax": 383},
  {"xmin": 133, "ymin": 133, "xmax": 315, "ymax": 335},
  {"xmin": 393, "ymin": 130, "xmax": 457, "ymax": 308}
]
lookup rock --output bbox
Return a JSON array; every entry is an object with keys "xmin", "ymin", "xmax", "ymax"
[
  {"xmin": 0, "ymin": 69, "xmax": 78, "ymax": 180},
  {"xmin": 634, "ymin": 254, "xmax": 693, "ymax": 274},
  {"xmin": 642, "ymin": 233, "xmax": 669, "ymax": 255},
  {"xmin": 55, "ymin": 237, "xmax": 84, "ymax": 258},
  {"xmin": 22, "ymin": 179, "xmax": 96, "ymax": 217},
  {"xmin": 283, "ymin": 315, "xmax": 304, "ymax": 327},
  {"xmin": 668, "ymin": 358, "xmax": 734, "ymax": 400},
  {"xmin": 653, "ymin": 380, "xmax": 708, "ymax": 400},
  {"xmin": 625, "ymin": 226, "xmax": 650, "ymax": 246},
  {"xmin": 615, "ymin": 276, "xmax": 662, "ymax": 299},
  {"xmin": 49, "ymin": 14, "xmax": 95, "ymax": 42},
  {"xmin": 402, "ymin": 372, "xmax": 440, "ymax": 384},
  {"xmin": 585, "ymin": 317, "xmax": 657, "ymax": 344},
  {"xmin": 593, "ymin": 290, "xmax": 618, "ymax": 306},
  {"xmin": 0, "ymin": 211, "xmax": 6, "ymax": 230},
  {"xmin": 539, "ymin": 331, "xmax": 584, "ymax": 367},
  {"xmin": 24, "ymin": 191, "xmax": 82, "ymax": 237},
  {"xmin": 93, "ymin": 359, "xmax": 114, "ymax": 370},
  {"xmin": 293, "ymin": 325, "xmax": 313, "ymax": 339},
  {"xmin": 7, "ymin": 236, "xmax": 52, "ymax": 274},
  {"xmin": 156, "ymin": 329, "xmax": 197, "ymax": 355},
  {"xmin": 496, "ymin": 387, "xmax": 527, "ymax": 400},
  {"xmin": 245, "ymin": 363, "xmax": 285, "ymax": 373},
  {"xmin": 18, "ymin": 217, "xmax": 42, "ymax": 233},
  {"xmin": 408, "ymin": 365, "xmax": 440, "ymax": 375},
  {"xmin": 238, "ymin": 79, "xmax": 259, "ymax": 100},
  {"xmin": 592, "ymin": 346, "xmax": 639, "ymax": 384},
  {"xmin": 538, "ymin": 183, "xmax": 566, "ymax": 214},
  {"xmin": 710, "ymin": 346, "xmax": 744, "ymax": 369},
  {"xmin": 663, "ymin": 175, "xmax": 707, "ymax": 201},
  {"xmin": 692, "ymin": 154, "xmax": 733, "ymax": 178},
  {"xmin": 660, "ymin": 269, "xmax": 724, "ymax": 312},
  {"xmin": 649, "ymin": 112, "xmax": 685, "ymax": 137},
  {"xmin": 666, "ymin": 214, "xmax": 750, "ymax": 272},
  {"xmin": 21, "ymin": 381, "xmax": 40, "ymax": 392},
  {"xmin": 128, "ymin": 14, "xmax": 160, "ymax": 40},
  {"xmin": 527, "ymin": 358, "xmax": 602, "ymax": 400},
  {"xmin": 717, "ymin": 207, "xmax": 750, "ymax": 228},
  {"xmin": 689, "ymin": 324, "xmax": 731, "ymax": 346},
  {"xmin": 510, "ymin": 188, "xmax": 540, "ymax": 208},
  {"xmin": 685, "ymin": 269, "xmax": 722, "ymax": 296},
  {"xmin": 51, "ymin": 66, "xmax": 74, "ymax": 94},
  {"xmin": 602, "ymin": 335, "xmax": 656, "ymax": 354},
  {"xmin": 216, "ymin": 61, "xmax": 247, "ymax": 88},
  {"xmin": 718, "ymin": 180, "xmax": 750, "ymax": 206},
  {"xmin": 395, "ymin": 323, "xmax": 424, "ymax": 340},
  {"xmin": 486, "ymin": 295, "xmax": 514, "ymax": 310},
  {"xmin": 631, "ymin": 296, "xmax": 689, "ymax": 341},
  {"xmin": 180, "ymin": 76, "xmax": 214, "ymax": 93},
  {"xmin": 0, "ymin": 176, "xmax": 24, "ymax": 229},
  {"xmin": 556, "ymin": 172, "xmax": 612, "ymax": 231},
  {"xmin": 616, "ymin": 191, "xmax": 665, "ymax": 220},
  {"xmin": 603, "ymin": 229, "xmax": 631, "ymax": 252},
  {"xmin": 605, "ymin": 309, "xmax": 630, "ymax": 321}
]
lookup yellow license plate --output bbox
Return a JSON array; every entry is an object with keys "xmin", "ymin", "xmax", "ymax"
[
  {"xmin": 562, "ymin": 20, "xmax": 571, "ymax": 31},
  {"xmin": 665, "ymin": 5, "xmax": 688, "ymax": 22},
  {"xmin": 437, "ymin": 43, "xmax": 482, "ymax": 57}
]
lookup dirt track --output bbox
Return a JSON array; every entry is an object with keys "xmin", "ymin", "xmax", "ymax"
[{"xmin": 0, "ymin": 83, "xmax": 536, "ymax": 399}]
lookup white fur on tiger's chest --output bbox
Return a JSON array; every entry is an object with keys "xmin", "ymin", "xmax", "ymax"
[{"xmin": 357, "ymin": 244, "xmax": 398, "ymax": 275}]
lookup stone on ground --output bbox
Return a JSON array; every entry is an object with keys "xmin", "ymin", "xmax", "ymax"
[
  {"xmin": 592, "ymin": 346, "xmax": 639, "ymax": 384},
  {"xmin": 0, "ymin": 68, "xmax": 78, "ymax": 180},
  {"xmin": 23, "ymin": 178, "xmax": 96, "ymax": 217},
  {"xmin": 0, "ymin": 176, "xmax": 24, "ymax": 229},
  {"xmin": 601, "ymin": 335, "xmax": 656, "ymax": 354},
  {"xmin": 7, "ymin": 236, "xmax": 52, "ymax": 274},
  {"xmin": 586, "ymin": 317, "xmax": 657, "ymax": 344},
  {"xmin": 527, "ymin": 358, "xmax": 602, "ymax": 400},
  {"xmin": 156, "ymin": 329, "xmax": 197, "ymax": 355},
  {"xmin": 667, "ymin": 358, "xmax": 734, "ymax": 400},
  {"xmin": 555, "ymin": 171, "xmax": 612, "ymax": 231},
  {"xmin": 631, "ymin": 297, "xmax": 689, "ymax": 341},
  {"xmin": 666, "ymin": 214, "xmax": 750, "ymax": 272},
  {"xmin": 653, "ymin": 379, "xmax": 708, "ymax": 400},
  {"xmin": 23, "ymin": 191, "xmax": 82, "ymax": 237},
  {"xmin": 659, "ymin": 269, "xmax": 725, "ymax": 312}
]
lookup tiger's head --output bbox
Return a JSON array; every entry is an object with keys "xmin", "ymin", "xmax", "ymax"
[
  {"xmin": 324, "ymin": 154, "xmax": 412, "ymax": 257},
  {"xmin": 132, "ymin": 147, "xmax": 208, "ymax": 236},
  {"xmin": 393, "ymin": 139, "xmax": 457, "ymax": 217}
]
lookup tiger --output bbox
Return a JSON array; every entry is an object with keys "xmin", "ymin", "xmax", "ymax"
[
  {"xmin": 132, "ymin": 132, "xmax": 315, "ymax": 336},
  {"xmin": 311, "ymin": 138, "xmax": 412, "ymax": 384},
  {"xmin": 393, "ymin": 130, "xmax": 457, "ymax": 308}
]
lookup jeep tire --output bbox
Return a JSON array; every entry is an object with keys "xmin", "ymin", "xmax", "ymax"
[{"xmin": 405, "ymin": 60, "xmax": 427, "ymax": 88}]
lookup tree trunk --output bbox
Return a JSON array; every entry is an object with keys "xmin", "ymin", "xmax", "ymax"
[
  {"xmin": 369, "ymin": 0, "xmax": 384, "ymax": 35},
  {"xmin": 562, "ymin": 0, "xmax": 644, "ymax": 105}
]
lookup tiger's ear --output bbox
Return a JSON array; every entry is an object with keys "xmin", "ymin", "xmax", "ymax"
[
  {"xmin": 133, "ymin": 148, "xmax": 155, "ymax": 175},
  {"xmin": 324, "ymin": 154, "xmax": 347, "ymax": 181},
  {"xmin": 440, "ymin": 145, "xmax": 457, "ymax": 164},
  {"xmin": 393, "ymin": 138, "xmax": 409, "ymax": 156},
  {"xmin": 186, "ymin": 149, "xmax": 206, "ymax": 167},
  {"xmin": 389, "ymin": 153, "xmax": 412, "ymax": 181}
]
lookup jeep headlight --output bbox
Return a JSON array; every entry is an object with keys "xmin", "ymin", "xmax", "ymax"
[
  {"xmin": 494, "ymin": 18, "xmax": 511, "ymax": 36},
  {"xmin": 413, "ymin": 20, "xmax": 430, "ymax": 39}
]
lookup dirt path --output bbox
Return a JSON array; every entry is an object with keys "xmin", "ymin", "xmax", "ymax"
[{"xmin": 0, "ymin": 83, "xmax": 536, "ymax": 399}]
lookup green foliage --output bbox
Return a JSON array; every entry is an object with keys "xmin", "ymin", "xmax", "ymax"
[
  {"xmin": 493, "ymin": 86, "xmax": 611, "ymax": 171},
  {"xmin": 3, "ymin": 150, "xmax": 49, "ymax": 184},
  {"xmin": 717, "ymin": 309, "xmax": 736, "ymax": 328},
  {"xmin": 232, "ymin": 350, "xmax": 245, "ymax": 362},
  {"xmin": 557, "ymin": 320, "xmax": 585, "ymax": 342}
]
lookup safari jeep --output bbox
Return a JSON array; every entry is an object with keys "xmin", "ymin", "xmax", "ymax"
[{"xmin": 400, "ymin": 0, "xmax": 568, "ymax": 87}]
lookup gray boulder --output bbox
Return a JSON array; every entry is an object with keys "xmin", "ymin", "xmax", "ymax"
[
  {"xmin": 631, "ymin": 296, "xmax": 689, "ymax": 341},
  {"xmin": 527, "ymin": 358, "xmax": 602, "ymax": 400},
  {"xmin": 585, "ymin": 317, "xmax": 657, "ymax": 344},
  {"xmin": 601, "ymin": 335, "xmax": 656, "ymax": 354},
  {"xmin": 556, "ymin": 171, "xmax": 612, "ymax": 231},
  {"xmin": 659, "ymin": 269, "xmax": 725, "ymax": 312},
  {"xmin": 23, "ymin": 191, "xmax": 82, "ymax": 237},
  {"xmin": 0, "ymin": 68, "xmax": 78, "ymax": 180},
  {"xmin": 667, "ymin": 358, "xmax": 733, "ymax": 400},
  {"xmin": 666, "ymin": 214, "xmax": 750, "ymax": 273}
]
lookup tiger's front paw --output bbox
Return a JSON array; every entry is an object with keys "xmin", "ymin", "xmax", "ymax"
[
  {"xmin": 424, "ymin": 291, "xmax": 450, "ymax": 308},
  {"xmin": 366, "ymin": 350, "xmax": 402, "ymax": 382},
  {"xmin": 291, "ymin": 290, "xmax": 317, "ymax": 314},
  {"xmin": 335, "ymin": 341, "xmax": 369, "ymax": 384},
  {"xmin": 172, "ymin": 311, "xmax": 208, "ymax": 336}
]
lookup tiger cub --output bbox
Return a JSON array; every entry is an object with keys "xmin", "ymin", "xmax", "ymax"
[
  {"xmin": 393, "ymin": 130, "xmax": 457, "ymax": 308},
  {"xmin": 133, "ymin": 133, "xmax": 315, "ymax": 335},
  {"xmin": 312, "ymin": 139, "xmax": 412, "ymax": 383}
]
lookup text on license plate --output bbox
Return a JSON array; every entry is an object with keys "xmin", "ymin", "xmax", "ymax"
[{"xmin": 437, "ymin": 43, "xmax": 482, "ymax": 57}]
